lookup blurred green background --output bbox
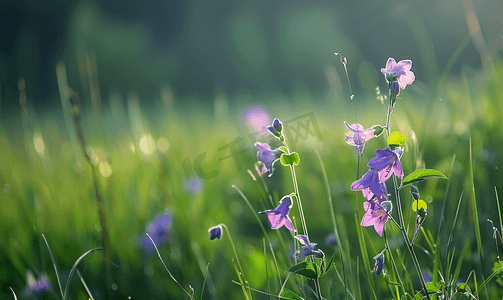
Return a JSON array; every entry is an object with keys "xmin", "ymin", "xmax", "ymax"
[{"xmin": 1, "ymin": 0, "xmax": 503, "ymax": 299}]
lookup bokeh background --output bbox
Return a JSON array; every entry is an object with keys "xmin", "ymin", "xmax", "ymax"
[{"xmin": 1, "ymin": 0, "xmax": 503, "ymax": 299}]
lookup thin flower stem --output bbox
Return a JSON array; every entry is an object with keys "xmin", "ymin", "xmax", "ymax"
[
  {"xmin": 218, "ymin": 224, "xmax": 252, "ymax": 300},
  {"xmin": 384, "ymin": 227, "xmax": 406, "ymax": 297},
  {"xmin": 384, "ymin": 83, "xmax": 428, "ymax": 298}
]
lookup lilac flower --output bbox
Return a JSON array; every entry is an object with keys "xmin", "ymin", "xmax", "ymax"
[
  {"xmin": 259, "ymin": 196, "xmax": 295, "ymax": 231},
  {"xmin": 208, "ymin": 225, "xmax": 222, "ymax": 240},
  {"xmin": 344, "ymin": 122, "xmax": 376, "ymax": 155},
  {"xmin": 243, "ymin": 106, "xmax": 271, "ymax": 132},
  {"xmin": 361, "ymin": 198, "xmax": 391, "ymax": 237},
  {"xmin": 293, "ymin": 235, "xmax": 324, "ymax": 260},
  {"xmin": 381, "ymin": 58, "xmax": 415, "ymax": 89},
  {"xmin": 325, "ymin": 233, "xmax": 337, "ymax": 246},
  {"xmin": 25, "ymin": 270, "xmax": 50, "ymax": 295},
  {"xmin": 351, "ymin": 169, "xmax": 387, "ymax": 198},
  {"xmin": 372, "ymin": 252, "xmax": 385, "ymax": 275},
  {"xmin": 267, "ymin": 118, "xmax": 283, "ymax": 138},
  {"xmin": 255, "ymin": 142, "xmax": 281, "ymax": 177},
  {"xmin": 184, "ymin": 176, "xmax": 203, "ymax": 194},
  {"xmin": 368, "ymin": 147, "xmax": 403, "ymax": 182},
  {"xmin": 141, "ymin": 214, "xmax": 171, "ymax": 253},
  {"xmin": 422, "ymin": 272, "xmax": 432, "ymax": 283}
]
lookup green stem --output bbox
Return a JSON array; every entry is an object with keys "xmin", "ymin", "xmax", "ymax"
[{"xmin": 219, "ymin": 224, "xmax": 252, "ymax": 300}]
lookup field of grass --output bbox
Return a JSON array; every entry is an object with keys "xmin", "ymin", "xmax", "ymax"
[{"xmin": 1, "ymin": 52, "xmax": 503, "ymax": 299}]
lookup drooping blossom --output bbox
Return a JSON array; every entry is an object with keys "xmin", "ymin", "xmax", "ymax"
[
  {"xmin": 344, "ymin": 122, "xmax": 376, "ymax": 155},
  {"xmin": 351, "ymin": 169, "xmax": 387, "ymax": 198},
  {"xmin": 208, "ymin": 225, "xmax": 222, "ymax": 240},
  {"xmin": 25, "ymin": 270, "xmax": 50, "ymax": 296},
  {"xmin": 372, "ymin": 252, "xmax": 385, "ymax": 275},
  {"xmin": 381, "ymin": 58, "xmax": 415, "ymax": 89},
  {"xmin": 255, "ymin": 142, "xmax": 281, "ymax": 177},
  {"xmin": 368, "ymin": 147, "xmax": 403, "ymax": 182},
  {"xmin": 361, "ymin": 198, "xmax": 391, "ymax": 237},
  {"xmin": 293, "ymin": 235, "xmax": 324, "ymax": 260},
  {"xmin": 141, "ymin": 214, "xmax": 171, "ymax": 253},
  {"xmin": 259, "ymin": 196, "xmax": 295, "ymax": 231}
]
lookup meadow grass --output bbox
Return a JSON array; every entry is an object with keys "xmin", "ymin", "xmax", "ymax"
[{"xmin": 1, "ymin": 54, "xmax": 503, "ymax": 299}]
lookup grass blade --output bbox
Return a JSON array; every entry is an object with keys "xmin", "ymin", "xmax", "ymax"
[
  {"xmin": 63, "ymin": 247, "xmax": 104, "ymax": 300},
  {"xmin": 42, "ymin": 234, "xmax": 64, "ymax": 300}
]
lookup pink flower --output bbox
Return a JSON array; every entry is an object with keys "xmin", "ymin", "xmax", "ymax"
[
  {"xmin": 361, "ymin": 198, "xmax": 391, "ymax": 237},
  {"xmin": 381, "ymin": 58, "xmax": 415, "ymax": 90},
  {"xmin": 344, "ymin": 122, "xmax": 376, "ymax": 155}
]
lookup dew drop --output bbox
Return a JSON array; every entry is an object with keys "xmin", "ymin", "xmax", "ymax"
[{"xmin": 350, "ymin": 94, "xmax": 354, "ymax": 100}]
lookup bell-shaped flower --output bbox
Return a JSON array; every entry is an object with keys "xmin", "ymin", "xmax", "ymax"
[
  {"xmin": 254, "ymin": 142, "xmax": 281, "ymax": 177},
  {"xmin": 372, "ymin": 252, "xmax": 385, "ymax": 275},
  {"xmin": 344, "ymin": 122, "xmax": 376, "ymax": 155},
  {"xmin": 368, "ymin": 147, "xmax": 403, "ymax": 182},
  {"xmin": 293, "ymin": 235, "xmax": 324, "ymax": 260},
  {"xmin": 381, "ymin": 58, "xmax": 415, "ymax": 89},
  {"xmin": 361, "ymin": 198, "xmax": 391, "ymax": 237},
  {"xmin": 259, "ymin": 196, "xmax": 295, "ymax": 231},
  {"xmin": 351, "ymin": 169, "xmax": 387, "ymax": 198},
  {"xmin": 208, "ymin": 225, "xmax": 222, "ymax": 240},
  {"xmin": 25, "ymin": 270, "xmax": 51, "ymax": 296},
  {"xmin": 141, "ymin": 214, "xmax": 171, "ymax": 253}
]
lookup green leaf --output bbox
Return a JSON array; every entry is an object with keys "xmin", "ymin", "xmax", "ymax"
[
  {"xmin": 425, "ymin": 282, "xmax": 442, "ymax": 294},
  {"xmin": 456, "ymin": 283, "xmax": 471, "ymax": 293},
  {"xmin": 402, "ymin": 169, "xmax": 448, "ymax": 186},
  {"xmin": 287, "ymin": 261, "xmax": 318, "ymax": 280},
  {"xmin": 322, "ymin": 250, "xmax": 338, "ymax": 275},
  {"xmin": 388, "ymin": 131, "xmax": 406, "ymax": 149},
  {"xmin": 279, "ymin": 288, "xmax": 304, "ymax": 300},
  {"xmin": 278, "ymin": 146, "xmax": 288, "ymax": 153},
  {"xmin": 280, "ymin": 152, "xmax": 300, "ymax": 166}
]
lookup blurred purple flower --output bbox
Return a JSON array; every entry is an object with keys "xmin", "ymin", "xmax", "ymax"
[
  {"xmin": 255, "ymin": 142, "xmax": 281, "ymax": 177},
  {"xmin": 142, "ymin": 214, "xmax": 171, "ymax": 253},
  {"xmin": 351, "ymin": 169, "xmax": 387, "ymax": 198},
  {"xmin": 243, "ymin": 107, "xmax": 271, "ymax": 132},
  {"xmin": 25, "ymin": 270, "xmax": 50, "ymax": 295},
  {"xmin": 293, "ymin": 235, "xmax": 324, "ymax": 260},
  {"xmin": 184, "ymin": 176, "xmax": 203, "ymax": 194},
  {"xmin": 372, "ymin": 252, "xmax": 385, "ymax": 275},
  {"xmin": 381, "ymin": 58, "xmax": 415, "ymax": 89},
  {"xmin": 368, "ymin": 147, "xmax": 403, "ymax": 181},
  {"xmin": 344, "ymin": 122, "xmax": 376, "ymax": 155},
  {"xmin": 208, "ymin": 225, "xmax": 222, "ymax": 240},
  {"xmin": 267, "ymin": 118, "xmax": 283, "ymax": 138},
  {"xmin": 259, "ymin": 195, "xmax": 295, "ymax": 231},
  {"xmin": 422, "ymin": 272, "xmax": 432, "ymax": 283},
  {"xmin": 324, "ymin": 233, "xmax": 337, "ymax": 246},
  {"xmin": 361, "ymin": 198, "xmax": 391, "ymax": 237}
]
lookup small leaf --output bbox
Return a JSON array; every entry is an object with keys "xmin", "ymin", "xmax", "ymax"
[
  {"xmin": 287, "ymin": 261, "xmax": 318, "ymax": 280},
  {"xmin": 457, "ymin": 283, "xmax": 471, "ymax": 293},
  {"xmin": 322, "ymin": 250, "xmax": 338, "ymax": 275},
  {"xmin": 278, "ymin": 146, "xmax": 288, "ymax": 153},
  {"xmin": 388, "ymin": 131, "xmax": 406, "ymax": 149},
  {"xmin": 403, "ymin": 169, "xmax": 448, "ymax": 186},
  {"xmin": 410, "ymin": 185, "xmax": 420, "ymax": 200},
  {"xmin": 425, "ymin": 282, "xmax": 442, "ymax": 293},
  {"xmin": 412, "ymin": 200, "xmax": 427, "ymax": 212},
  {"xmin": 279, "ymin": 288, "xmax": 304, "ymax": 300},
  {"xmin": 280, "ymin": 152, "xmax": 300, "ymax": 166}
]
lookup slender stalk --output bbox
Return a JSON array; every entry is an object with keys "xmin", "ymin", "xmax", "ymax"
[
  {"xmin": 219, "ymin": 224, "xmax": 252, "ymax": 300},
  {"xmin": 384, "ymin": 82, "xmax": 428, "ymax": 298}
]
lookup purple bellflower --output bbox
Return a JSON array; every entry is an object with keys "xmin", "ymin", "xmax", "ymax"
[
  {"xmin": 255, "ymin": 142, "xmax": 281, "ymax": 177},
  {"xmin": 267, "ymin": 118, "xmax": 283, "ymax": 138},
  {"xmin": 351, "ymin": 169, "xmax": 387, "ymax": 198},
  {"xmin": 259, "ymin": 196, "xmax": 295, "ymax": 231},
  {"xmin": 361, "ymin": 198, "xmax": 391, "ymax": 237},
  {"xmin": 208, "ymin": 225, "xmax": 222, "ymax": 240},
  {"xmin": 293, "ymin": 235, "xmax": 324, "ymax": 260},
  {"xmin": 381, "ymin": 58, "xmax": 415, "ymax": 89},
  {"xmin": 372, "ymin": 252, "xmax": 385, "ymax": 275},
  {"xmin": 141, "ymin": 214, "xmax": 171, "ymax": 253},
  {"xmin": 344, "ymin": 122, "xmax": 376, "ymax": 155},
  {"xmin": 368, "ymin": 147, "xmax": 403, "ymax": 182},
  {"xmin": 25, "ymin": 270, "xmax": 51, "ymax": 296}
]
